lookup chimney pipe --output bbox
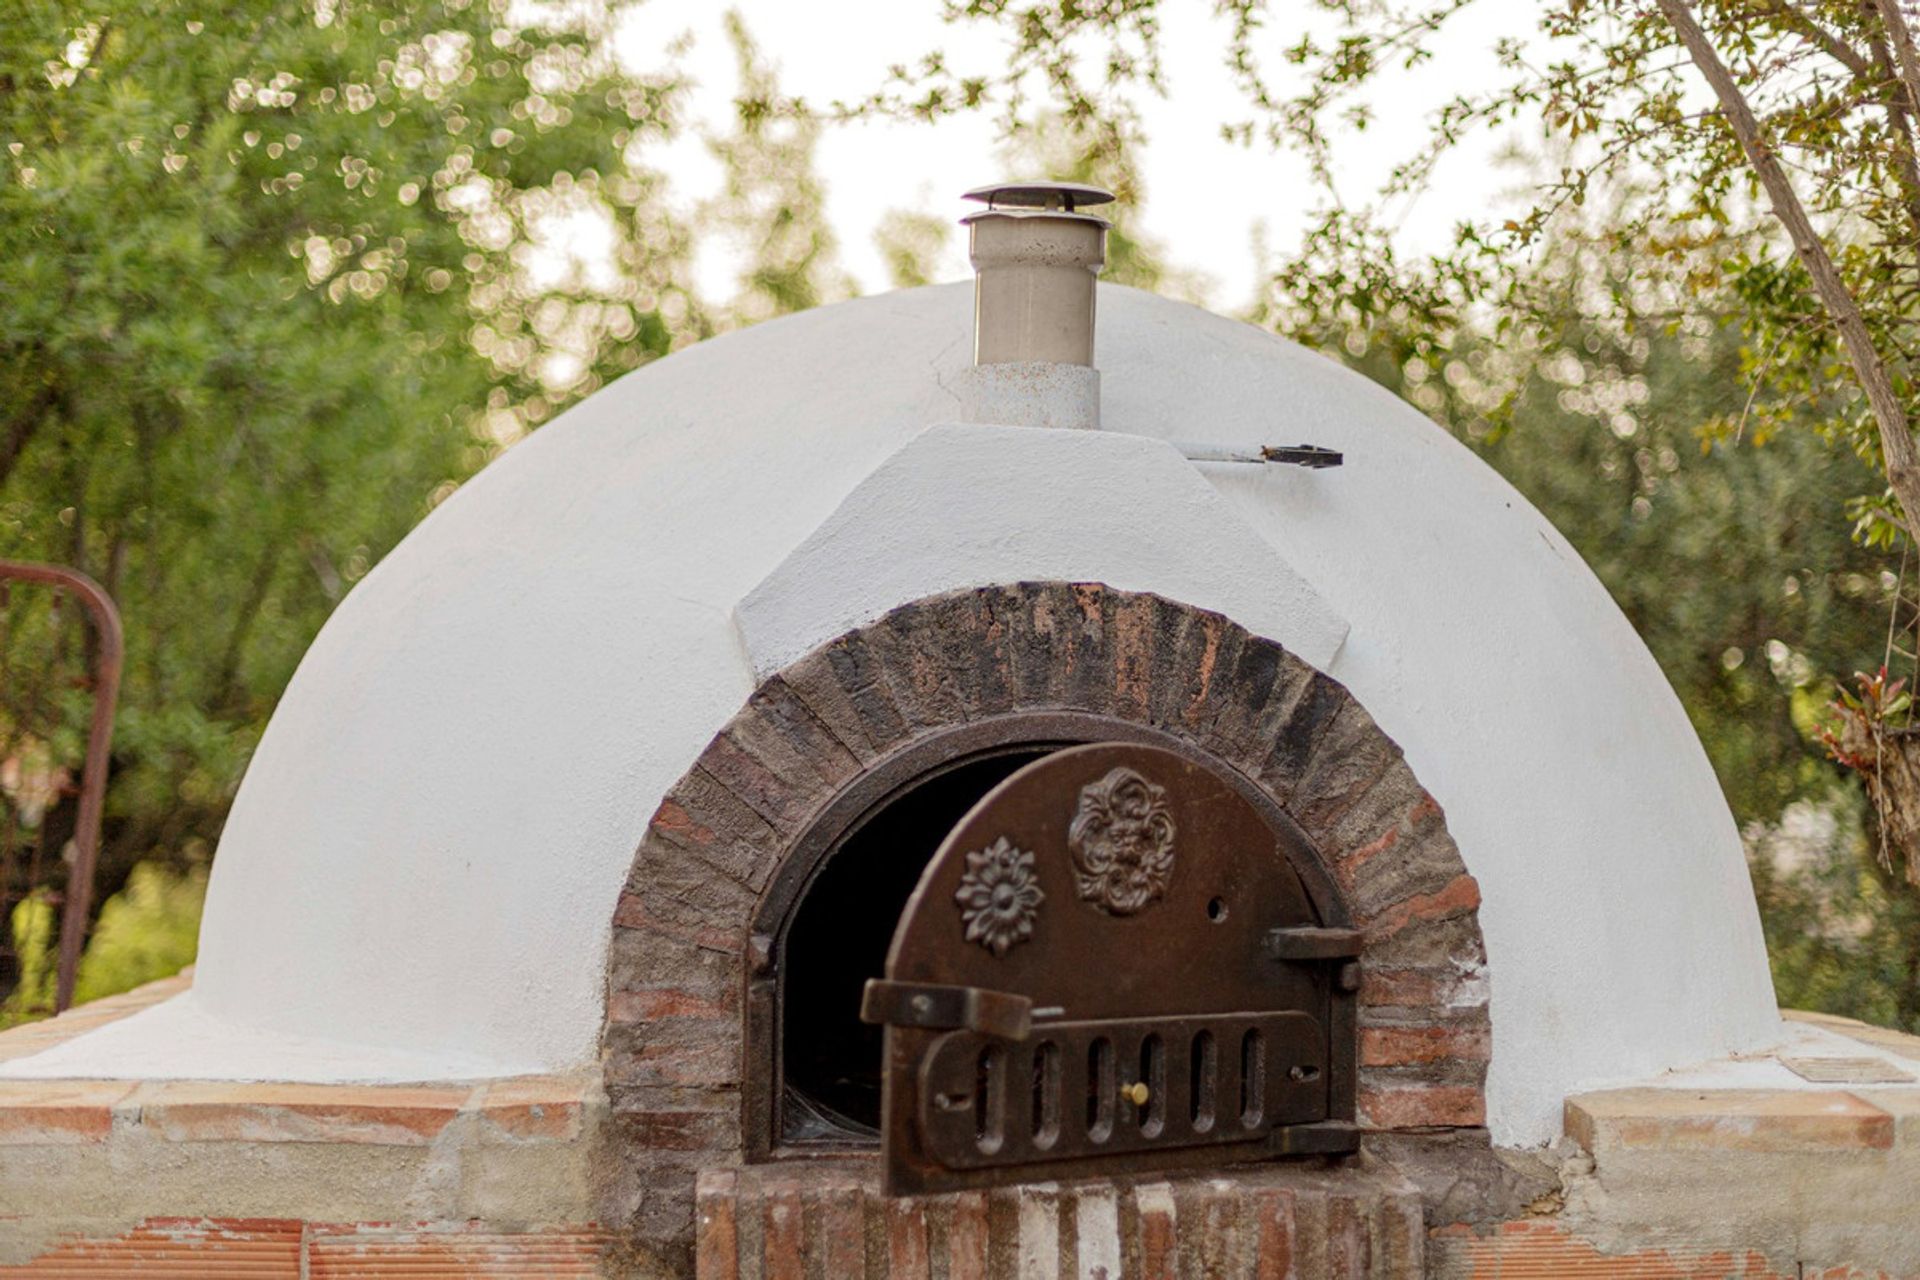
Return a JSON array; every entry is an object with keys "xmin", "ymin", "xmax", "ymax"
[{"xmin": 954, "ymin": 181, "xmax": 1112, "ymax": 429}]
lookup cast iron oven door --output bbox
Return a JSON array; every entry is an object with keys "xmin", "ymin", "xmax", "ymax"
[{"xmin": 861, "ymin": 742, "xmax": 1360, "ymax": 1195}]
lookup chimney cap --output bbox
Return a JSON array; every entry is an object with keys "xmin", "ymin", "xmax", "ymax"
[{"xmin": 961, "ymin": 180, "xmax": 1115, "ymax": 213}]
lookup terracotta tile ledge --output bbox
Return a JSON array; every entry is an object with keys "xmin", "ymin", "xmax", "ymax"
[
  {"xmin": 0, "ymin": 968, "xmax": 600, "ymax": 1148},
  {"xmin": 1566, "ymin": 1087, "xmax": 1902, "ymax": 1153},
  {"xmin": 0, "ymin": 1072, "xmax": 600, "ymax": 1147}
]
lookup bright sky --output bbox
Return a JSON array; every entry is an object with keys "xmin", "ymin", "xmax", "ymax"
[{"xmin": 613, "ymin": 0, "xmax": 1547, "ymax": 312}]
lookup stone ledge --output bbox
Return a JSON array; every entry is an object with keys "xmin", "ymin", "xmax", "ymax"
[{"xmin": 1566, "ymin": 1088, "xmax": 1896, "ymax": 1153}]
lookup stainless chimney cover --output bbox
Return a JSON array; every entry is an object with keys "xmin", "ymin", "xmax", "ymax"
[{"xmin": 961, "ymin": 180, "xmax": 1112, "ymax": 369}]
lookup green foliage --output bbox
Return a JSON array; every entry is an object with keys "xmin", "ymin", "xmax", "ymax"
[
  {"xmin": 0, "ymin": 0, "xmax": 710, "ymax": 987},
  {"xmin": 0, "ymin": 860, "xmax": 206, "ymax": 1027},
  {"xmin": 706, "ymin": 14, "xmax": 855, "ymax": 324},
  {"xmin": 0, "ymin": 893, "xmax": 56, "ymax": 1030},
  {"xmin": 873, "ymin": 208, "xmax": 952, "ymax": 290},
  {"xmin": 997, "ymin": 113, "xmax": 1204, "ymax": 299},
  {"xmin": 1748, "ymin": 788, "xmax": 1920, "ymax": 1029},
  {"xmin": 71, "ymin": 860, "xmax": 206, "ymax": 1005}
]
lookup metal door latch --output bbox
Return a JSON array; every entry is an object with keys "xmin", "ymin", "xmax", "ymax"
[{"xmin": 861, "ymin": 979, "xmax": 1033, "ymax": 1040}]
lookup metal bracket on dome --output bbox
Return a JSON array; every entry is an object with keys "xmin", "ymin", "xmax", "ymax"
[{"xmin": 1176, "ymin": 442, "xmax": 1345, "ymax": 469}]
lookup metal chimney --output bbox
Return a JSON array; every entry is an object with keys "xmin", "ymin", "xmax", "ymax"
[{"xmin": 954, "ymin": 181, "xmax": 1112, "ymax": 430}]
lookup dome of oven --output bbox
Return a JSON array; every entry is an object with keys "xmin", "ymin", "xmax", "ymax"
[{"xmin": 2, "ymin": 281, "xmax": 1779, "ymax": 1148}]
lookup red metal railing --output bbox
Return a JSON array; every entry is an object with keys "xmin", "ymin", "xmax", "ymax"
[{"xmin": 0, "ymin": 561, "xmax": 122, "ymax": 1013}]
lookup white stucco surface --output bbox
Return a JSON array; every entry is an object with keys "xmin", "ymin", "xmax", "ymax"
[
  {"xmin": 0, "ymin": 282, "xmax": 1781, "ymax": 1146},
  {"xmin": 735, "ymin": 422, "xmax": 1349, "ymax": 678}
]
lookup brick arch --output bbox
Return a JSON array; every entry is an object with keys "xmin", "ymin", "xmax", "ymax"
[{"xmin": 599, "ymin": 582, "xmax": 1489, "ymax": 1263}]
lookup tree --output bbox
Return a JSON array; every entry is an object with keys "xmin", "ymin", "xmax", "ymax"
[
  {"xmin": 879, "ymin": 0, "xmax": 1920, "ymax": 874},
  {"xmin": 705, "ymin": 14, "xmax": 855, "ymax": 325},
  {"xmin": 0, "ymin": 0, "xmax": 706, "ymax": 1004}
]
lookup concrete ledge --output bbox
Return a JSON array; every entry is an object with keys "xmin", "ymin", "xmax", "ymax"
[{"xmin": 1538, "ymin": 1019, "xmax": 1920, "ymax": 1277}]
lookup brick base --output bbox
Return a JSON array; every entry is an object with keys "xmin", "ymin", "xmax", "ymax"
[
  {"xmin": 693, "ymin": 1162, "xmax": 1425, "ymax": 1279},
  {"xmin": 1429, "ymin": 1221, "xmax": 1909, "ymax": 1280},
  {"xmin": 0, "ymin": 1219, "xmax": 611, "ymax": 1278}
]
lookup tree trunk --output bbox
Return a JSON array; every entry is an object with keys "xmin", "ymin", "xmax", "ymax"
[{"xmin": 1657, "ymin": 0, "xmax": 1920, "ymax": 541}]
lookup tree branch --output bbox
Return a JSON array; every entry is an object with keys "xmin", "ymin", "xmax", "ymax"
[
  {"xmin": 1765, "ymin": 0, "xmax": 1874, "ymax": 76},
  {"xmin": 1874, "ymin": 0, "xmax": 1920, "ymax": 118},
  {"xmin": 1869, "ymin": 29, "xmax": 1920, "ymax": 241},
  {"xmin": 0, "ymin": 380, "xmax": 55, "ymax": 492},
  {"xmin": 1656, "ymin": 0, "xmax": 1920, "ymax": 539}
]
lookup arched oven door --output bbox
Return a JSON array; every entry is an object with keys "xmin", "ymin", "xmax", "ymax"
[{"xmin": 861, "ymin": 741, "xmax": 1360, "ymax": 1195}]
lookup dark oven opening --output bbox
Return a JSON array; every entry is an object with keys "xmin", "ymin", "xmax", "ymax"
[{"xmin": 777, "ymin": 745, "xmax": 1062, "ymax": 1145}]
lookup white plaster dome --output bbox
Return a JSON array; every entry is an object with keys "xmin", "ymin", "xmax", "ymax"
[{"xmin": 6, "ymin": 282, "xmax": 1780, "ymax": 1148}]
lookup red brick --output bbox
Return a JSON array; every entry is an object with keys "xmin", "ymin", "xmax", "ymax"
[
  {"xmin": 1567, "ymin": 1088, "xmax": 1895, "ymax": 1153},
  {"xmin": 608, "ymin": 985, "xmax": 736, "ymax": 1021},
  {"xmin": 1252, "ymin": 1187, "xmax": 1296, "ymax": 1280},
  {"xmin": 1183, "ymin": 1180, "xmax": 1245, "ymax": 1278},
  {"xmin": 611, "ymin": 893, "xmax": 738, "ymax": 953},
  {"xmin": 1326, "ymin": 1194, "xmax": 1365, "ymax": 1279},
  {"xmin": 1445, "ymin": 1220, "xmax": 1804, "ymax": 1280},
  {"xmin": 651, "ymin": 798, "xmax": 717, "ymax": 846},
  {"xmin": 0, "ymin": 1217, "xmax": 302, "ymax": 1277},
  {"xmin": 1359, "ymin": 1083, "xmax": 1486, "ymax": 1129},
  {"xmin": 1107, "ymin": 589, "xmax": 1158, "ymax": 722},
  {"xmin": 762, "ymin": 1181, "xmax": 804, "ymax": 1280},
  {"xmin": 1361, "ymin": 1021, "xmax": 1491, "ymax": 1067},
  {"xmin": 887, "ymin": 1196, "xmax": 930, "ymax": 1279},
  {"xmin": 616, "ymin": 1109, "xmax": 737, "ymax": 1151},
  {"xmin": 1363, "ymin": 873, "xmax": 1482, "ymax": 938},
  {"xmin": 1137, "ymin": 1182, "xmax": 1177, "ymax": 1280},
  {"xmin": 1361, "ymin": 966, "xmax": 1479, "ymax": 1009},
  {"xmin": 808, "ymin": 1177, "xmax": 866, "ymax": 1280},
  {"xmin": 948, "ymin": 1191, "xmax": 990, "ymax": 1280},
  {"xmin": 694, "ymin": 1170, "xmax": 739, "ymax": 1280},
  {"xmin": 305, "ymin": 1223, "xmax": 609, "ymax": 1277},
  {"xmin": 606, "ymin": 1036, "xmax": 738, "ymax": 1088}
]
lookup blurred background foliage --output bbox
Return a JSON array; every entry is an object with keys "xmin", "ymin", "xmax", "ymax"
[{"xmin": 0, "ymin": 0, "xmax": 1912, "ymax": 1031}]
